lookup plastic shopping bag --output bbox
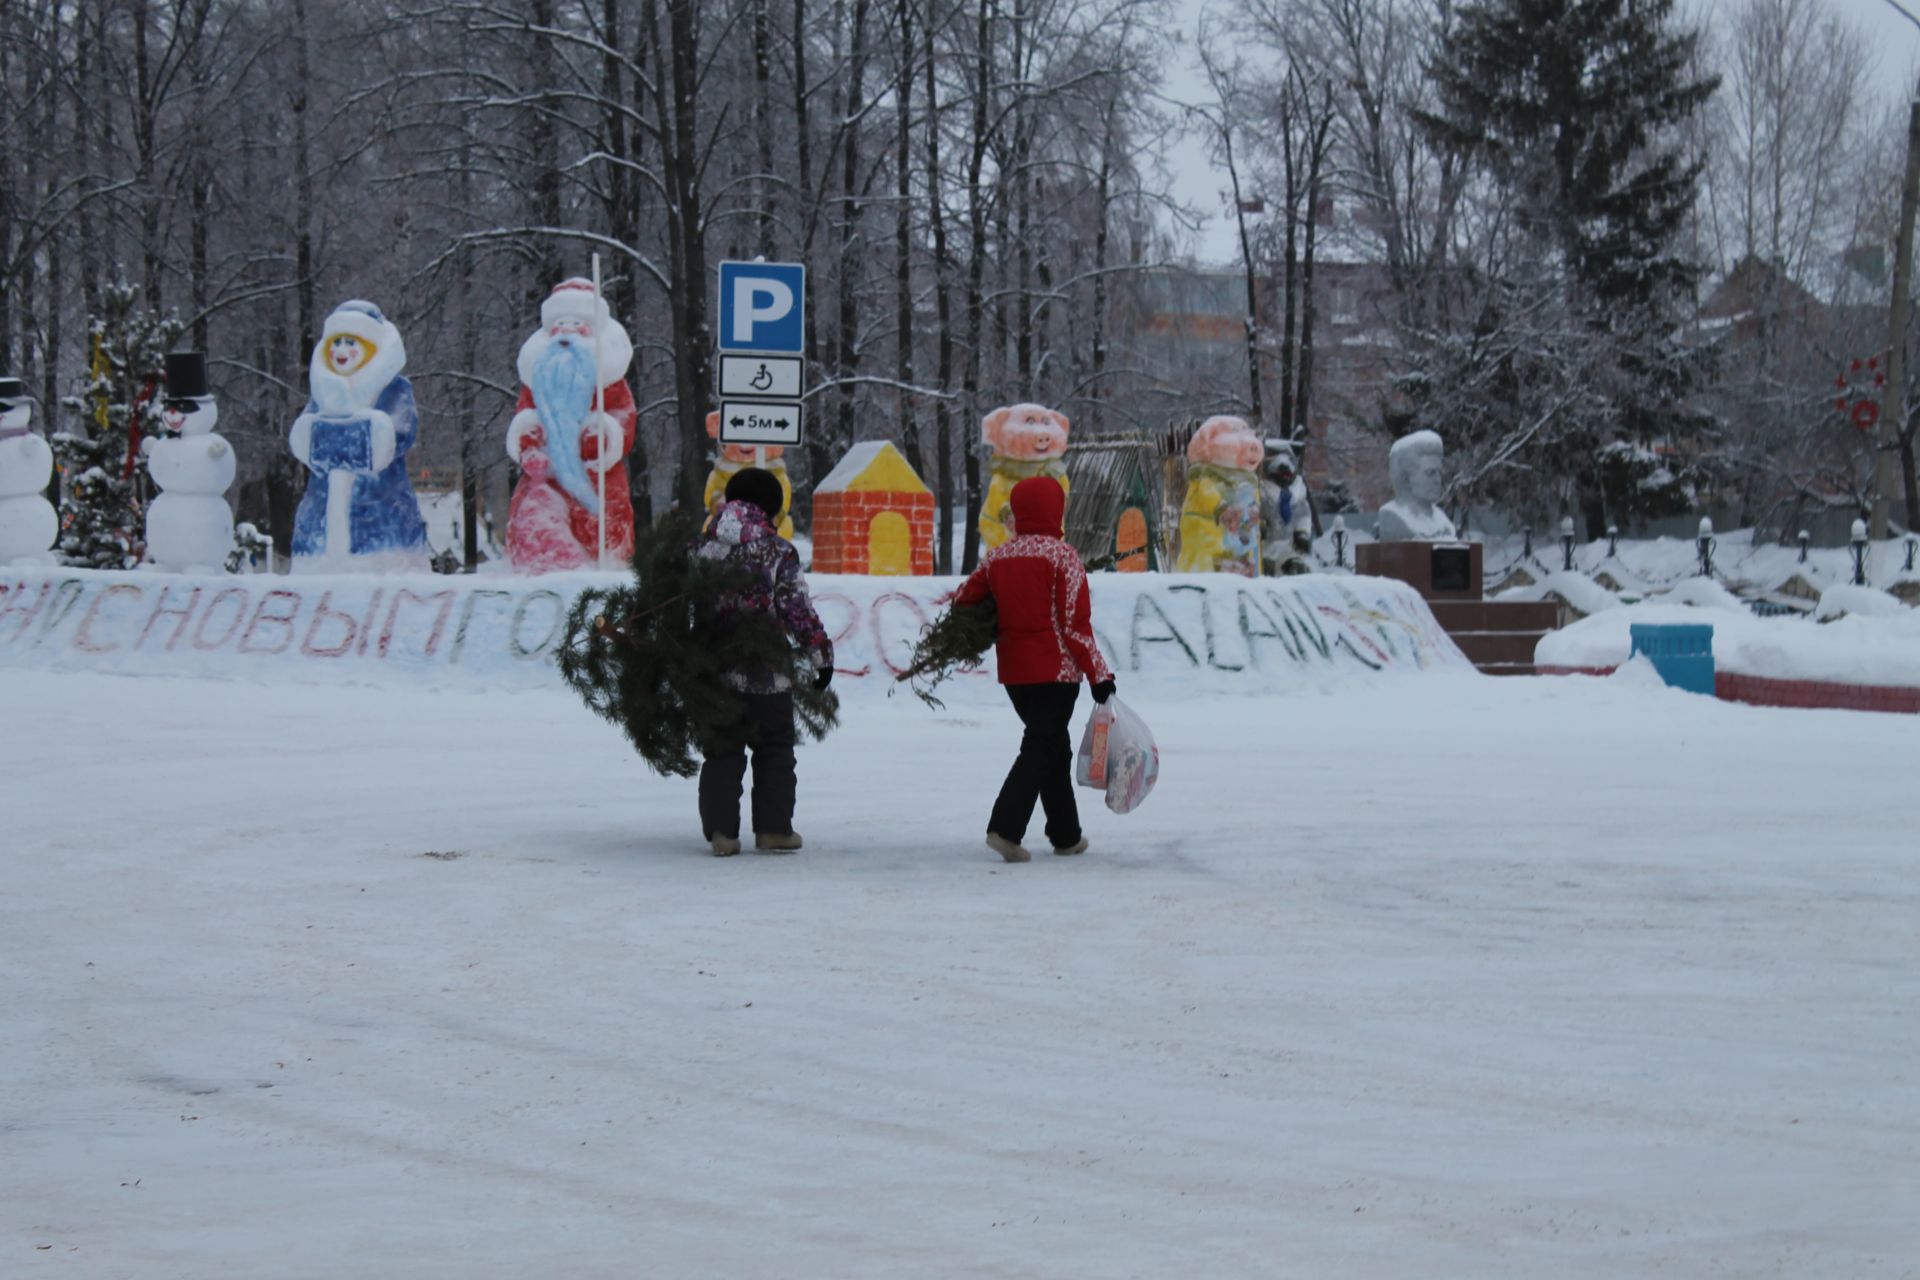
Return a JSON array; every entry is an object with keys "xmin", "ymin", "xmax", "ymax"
[{"xmin": 1074, "ymin": 695, "xmax": 1160, "ymax": 814}]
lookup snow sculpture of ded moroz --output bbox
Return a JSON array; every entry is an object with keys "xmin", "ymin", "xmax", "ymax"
[
  {"xmin": 288, "ymin": 300, "xmax": 430, "ymax": 572},
  {"xmin": 979, "ymin": 402, "xmax": 1071, "ymax": 551},
  {"xmin": 1175, "ymin": 415, "xmax": 1263, "ymax": 576},
  {"xmin": 703, "ymin": 410, "xmax": 793, "ymax": 539},
  {"xmin": 1375, "ymin": 429, "xmax": 1458, "ymax": 542},
  {"xmin": 143, "ymin": 351, "xmax": 236, "ymax": 573},
  {"xmin": 0, "ymin": 377, "xmax": 57, "ymax": 566},
  {"xmin": 505, "ymin": 279, "xmax": 638, "ymax": 572}
]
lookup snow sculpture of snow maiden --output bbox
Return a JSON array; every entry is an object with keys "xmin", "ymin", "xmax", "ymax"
[
  {"xmin": 703, "ymin": 410, "xmax": 793, "ymax": 539},
  {"xmin": 142, "ymin": 351, "xmax": 236, "ymax": 573},
  {"xmin": 504, "ymin": 278, "xmax": 638, "ymax": 572},
  {"xmin": 979, "ymin": 402, "xmax": 1070, "ymax": 551},
  {"xmin": 1375, "ymin": 428, "xmax": 1457, "ymax": 541},
  {"xmin": 289, "ymin": 301, "xmax": 430, "ymax": 572},
  {"xmin": 1174, "ymin": 415, "xmax": 1263, "ymax": 576},
  {"xmin": 0, "ymin": 377, "xmax": 57, "ymax": 566}
]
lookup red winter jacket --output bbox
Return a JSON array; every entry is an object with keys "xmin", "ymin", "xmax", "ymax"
[{"xmin": 954, "ymin": 476, "xmax": 1114, "ymax": 686}]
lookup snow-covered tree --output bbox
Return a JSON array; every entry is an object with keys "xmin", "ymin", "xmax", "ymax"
[
  {"xmin": 52, "ymin": 282, "xmax": 181, "ymax": 569},
  {"xmin": 1411, "ymin": 0, "xmax": 1720, "ymax": 533}
]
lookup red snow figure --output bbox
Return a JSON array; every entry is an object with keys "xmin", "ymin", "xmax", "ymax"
[{"xmin": 505, "ymin": 279, "xmax": 638, "ymax": 572}]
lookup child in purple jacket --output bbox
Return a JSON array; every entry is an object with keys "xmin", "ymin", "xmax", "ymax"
[{"xmin": 692, "ymin": 468, "xmax": 833, "ymax": 855}]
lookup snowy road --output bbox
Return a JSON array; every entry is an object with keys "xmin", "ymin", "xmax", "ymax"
[{"xmin": 3, "ymin": 670, "xmax": 1915, "ymax": 1277}]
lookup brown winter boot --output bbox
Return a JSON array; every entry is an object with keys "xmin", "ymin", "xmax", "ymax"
[
  {"xmin": 710, "ymin": 834, "xmax": 742, "ymax": 857},
  {"xmin": 986, "ymin": 833, "xmax": 1031, "ymax": 863},
  {"xmin": 1053, "ymin": 838, "xmax": 1089, "ymax": 856},
  {"xmin": 755, "ymin": 831, "xmax": 804, "ymax": 853}
]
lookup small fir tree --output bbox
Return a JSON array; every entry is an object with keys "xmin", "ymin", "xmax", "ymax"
[
  {"xmin": 557, "ymin": 510, "xmax": 838, "ymax": 777},
  {"xmin": 52, "ymin": 282, "xmax": 182, "ymax": 568}
]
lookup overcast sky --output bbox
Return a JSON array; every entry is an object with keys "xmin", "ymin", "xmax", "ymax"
[{"xmin": 1161, "ymin": 0, "xmax": 1920, "ymax": 268}]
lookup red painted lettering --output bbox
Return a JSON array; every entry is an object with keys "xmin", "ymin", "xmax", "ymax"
[
  {"xmin": 137, "ymin": 584, "xmax": 203, "ymax": 651},
  {"xmin": 379, "ymin": 588, "xmax": 456, "ymax": 658},
  {"xmin": 72, "ymin": 583, "xmax": 146, "ymax": 653},
  {"xmin": 193, "ymin": 588, "xmax": 250, "ymax": 651},
  {"xmin": 301, "ymin": 591, "xmax": 361, "ymax": 657},
  {"xmin": 239, "ymin": 590, "xmax": 302, "ymax": 655},
  {"xmin": 870, "ymin": 591, "xmax": 930, "ymax": 677}
]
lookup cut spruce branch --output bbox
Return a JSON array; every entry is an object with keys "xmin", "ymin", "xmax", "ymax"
[{"xmin": 893, "ymin": 596, "xmax": 998, "ymax": 710}]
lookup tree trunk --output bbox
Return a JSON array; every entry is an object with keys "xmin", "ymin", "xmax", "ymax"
[
  {"xmin": 893, "ymin": 0, "xmax": 923, "ymax": 479},
  {"xmin": 925, "ymin": 4, "xmax": 956, "ymax": 573}
]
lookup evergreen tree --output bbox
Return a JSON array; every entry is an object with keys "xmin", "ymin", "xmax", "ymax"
[
  {"xmin": 1410, "ymin": 0, "xmax": 1719, "ymax": 533},
  {"xmin": 52, "ymin": 282, "xmax": 182, "ymax": 569},
  {"xmin": 557, "ymin": 511, "xmax": 838, "ymax": 778}
]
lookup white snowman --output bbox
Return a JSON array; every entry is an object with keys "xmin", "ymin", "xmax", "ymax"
[
  {"xmin": 143, "ymin": 351, "xmax": 236, "ymax": 573},
  {"xmin": 0, "ymin": 377, "xmax": 58, "ymax": 566}
]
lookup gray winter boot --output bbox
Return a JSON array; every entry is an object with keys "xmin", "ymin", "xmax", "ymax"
[
  {"xmin": 710, "ymin": 834, "xmax": 743, "ymax": 856},
  {"xmin": 986, "ymin": 833, "xmax": 1031, "ymax": 863},
  {"xmin": 755, "ymin": 831, "xmax": 804, "ymax": 853},
  {"xmin": 1053, "ymin": 838, "xmax": 1089, "ymax": 856}
]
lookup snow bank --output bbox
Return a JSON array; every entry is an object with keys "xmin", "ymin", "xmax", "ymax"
[
  {"xmin": 0, "ymin": 567, "xmax": 1470, "ymax": 696},
  {"xmin": 1492, "ymin": 570, "xmax": 1620, "ymax": 617},
  {"xmin": 1812, "ymin": 583, "xmax": 1910, "ymax": 622},
  {"xmin": 1538, "ymin": 599, "xmax": 1920, "ymax": 688}
]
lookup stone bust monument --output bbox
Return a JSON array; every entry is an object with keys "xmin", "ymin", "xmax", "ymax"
[{"xmin": 1376, "ymin": 429, "xmax": 1458, "ymax": 541}]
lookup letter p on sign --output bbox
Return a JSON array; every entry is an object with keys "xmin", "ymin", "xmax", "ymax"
[{"xmin": 717, "ymin": 261, "xmax": 806, "ymax": 355}]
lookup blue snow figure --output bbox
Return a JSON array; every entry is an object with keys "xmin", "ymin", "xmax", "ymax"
[{"xmin": 289, "ymin": 300, "xmax": 430, "ymax": 572}]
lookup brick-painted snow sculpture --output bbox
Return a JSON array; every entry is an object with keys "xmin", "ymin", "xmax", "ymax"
[
  {"xmin": 289, "ymin": 301, "xmax": 430, "ymax": 572},
  {"xmin": 144, "ymin": 352, "xmax": 236, "ymax": 573},
  {"xmin": 505, "ymin": 279, "xmax": 638, "ymax": 573},
  {"xmin": 0, "ymin": 377, "xmax": 57, "ymax": 567},
  {"xmin": 1175, "ymin": 415, "xmax": 1263, "ymax": 576},
  {"xmin": 979, "ymin": 403, "xmax": 1070, "ymax": 551},
  {"xmin": 702, "ymin": 410, "xmax": 793, "ymax": 539},
  {"xmin": 812, "ymin": 441, "xmax": 933, "ymax": 575}
]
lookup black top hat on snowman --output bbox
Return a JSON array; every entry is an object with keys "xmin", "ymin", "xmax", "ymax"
[
  {"xmin": 0, "ymin": 376, "xmax": 27, "ymax": 411},
  {"xmin": 164, "ymin": 352, "xmax": 211, "ymax": 412}
]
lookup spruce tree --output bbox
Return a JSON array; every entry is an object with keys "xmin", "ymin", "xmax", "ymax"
[
  {"xmin": 1411, "ymin": 0, "xmax": 1718, "ymax": 533},
  {"xmin": 557, "ymin": 510, "xmax": 838, "ymax": 778},
  {"xmin": 52, "ymin": 282, "xmax": 182, "ymax": 569}
]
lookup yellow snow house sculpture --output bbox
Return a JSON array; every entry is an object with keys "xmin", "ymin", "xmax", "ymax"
[
  {"xmin": 812, "ymin": 441, "xmax": 934, "ymax": 575},
  {"xmin": 703, "ymin": 410, "xmax": 794, "ymax": 538},
  {"xmin": 979, "ymin": 403, "xmax": 1070, "ymax": 551},
  {"xmin": 1175, "ymin": 415, "xmax": 1264, "ymax": 576}
]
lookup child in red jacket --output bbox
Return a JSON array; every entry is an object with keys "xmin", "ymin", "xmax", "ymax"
[{"xmin": 953, "ymin": 475, "xmax": 1116, "ymax": 862}]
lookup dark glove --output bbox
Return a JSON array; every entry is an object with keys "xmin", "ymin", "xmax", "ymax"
[
  {"xmin": 1292, "ymin": 529, "xmax": 1312, "ymax": 553},
  {"xmin": 813, "ymin": 664, "xmax": 834, "ymax": 692},
  {"xmin": 1090, "ymin": 679, "xmax": 1116, "ymax": 705}
]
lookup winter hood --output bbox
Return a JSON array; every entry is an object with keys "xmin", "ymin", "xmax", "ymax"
[
  {"xmin": 706, "ymin": 498, "xmax": 777, "ymax": 549},
  {"xmin": 308, "ymin": 301, "xmax": 407, "ymax": 414},
  {"xmin": 1009, "ymin": 475, "xmax": 1065, "ymax": 540}
]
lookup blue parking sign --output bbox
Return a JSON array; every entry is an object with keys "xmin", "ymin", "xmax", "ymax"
[{"xmin": 717, "ymin": 261, "xmax": 806, "ymax": 354}]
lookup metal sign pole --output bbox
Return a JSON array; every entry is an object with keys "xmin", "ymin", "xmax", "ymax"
[{"xmin": 592, "ymin": 254, "xmax": 606, "ymax": 570}]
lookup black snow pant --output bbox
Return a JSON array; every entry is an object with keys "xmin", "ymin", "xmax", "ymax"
[
  {"xmin": 698, "ymin": 690, "xmax": 798, "ymax": 840},
  {"xmin": 988, "ymin": 681, "xmax": 1082, "ymax": 849}
]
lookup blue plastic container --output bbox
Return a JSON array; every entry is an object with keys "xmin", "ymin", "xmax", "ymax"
[{"xmin": 1628, "ymin": 623, "xmax": 1716, "ymax": 695}]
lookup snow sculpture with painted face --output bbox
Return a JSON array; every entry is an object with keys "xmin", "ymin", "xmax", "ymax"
[
  {"xmin": 288, "ymin": 301, "xmax": 430, "ymax": 571},
  {"xmin": 144, "ymin": 351, "xmax": 237, "ymax": 573},
  {"xmin": 701, "ymin": 411, "xmax": 794, "ymax": 540},
  {"xmin": 1175, "ymin": 415, "xmax": 1264, "ymax": 576},
  {"xmin": 0, "ymin": 377, "xmax": 57, "ymax": 566},
  {"xmin": 979, "ymin": 403, "xmax": 1071, "ymax": 551},
  {"xmin": 504, "ymin": 279, "xmax": 638, "ymax": 573}
]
